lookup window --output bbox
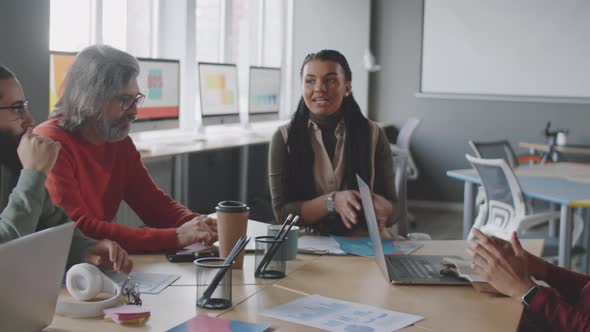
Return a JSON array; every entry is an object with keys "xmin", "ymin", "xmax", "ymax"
[
  {"xmin": 196, "ymin": 0, "xmax": 224, "ymax": 62},
  {"xmin": 102, "ymin": 0, "xmax": 127, "ymax": 51},
  {"xmin": 50, "ymin": 0, "xmax": 289, "ymax": 126},
  {"xmin": 261, "ymin": 0, "xmax": 284, "ymax": 67},
  {"xmin": 193, "ymin": 0, "xmax": 284, "ymax": 66},
  {"xmin": 49, "ymin": 0, "xmax": 92, "ymax": 52},
  {"xmin": 122, "ymin": 0, "xmax": 154, "ymax": 58}
]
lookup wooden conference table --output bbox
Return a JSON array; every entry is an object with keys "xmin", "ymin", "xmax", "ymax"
[{"xmin": 46, "ymin": 240, "xmax": 543, "ymax": 332}]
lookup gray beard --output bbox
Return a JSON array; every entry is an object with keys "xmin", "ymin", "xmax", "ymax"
[{"xmin": 95, "ymin": 115, "xmax": 133, "ymax": 142}]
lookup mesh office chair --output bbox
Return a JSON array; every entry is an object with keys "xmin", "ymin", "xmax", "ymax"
[
  {"xmin": 465, "ymin": 155, "xmax": 584, "ymax": 261},
  {"xmin": 469, "ymin": 140, "xmax": 543, "ymax": 166},
  {"xmin": 469, "ymin": 139, "xmax": 554, "ymax": 229},
  {"xmin": 386, "ymin": 152, "xmax": 431, "ymax": 240},
  {"xmin": 391, "ymin": 118, "xmax": 422, "ymax": 180},
  {"xmin": 393, "ymin": 153, "xmax": 409, "ymax": 237},
  {"xmin": 469, "ymin": 140, "xmax": 519, "ymax": 167},
  {"xmin": 389, "ymin": 118, "xmax": 422, "ymax": 227}
]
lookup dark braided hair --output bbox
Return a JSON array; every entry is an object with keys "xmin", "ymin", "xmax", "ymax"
[{"xmin": 283, "ymin": 50, "xmax": 371, "ymax": 234}]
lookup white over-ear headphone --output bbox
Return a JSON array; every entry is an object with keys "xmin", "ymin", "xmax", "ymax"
[{"xmin": 55, "ymin": 263, "xmax": 122, "ymax": 318}]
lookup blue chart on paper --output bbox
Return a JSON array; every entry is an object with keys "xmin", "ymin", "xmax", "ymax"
[{"xmin": 330, "ymin": 236, "xmax": 421, "ymax": 257}]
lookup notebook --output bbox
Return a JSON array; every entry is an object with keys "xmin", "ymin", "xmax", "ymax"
[
  {"xmin": 166, "ymin": 314, "xmax": 271, "ymax": 332},
  {"xmin": 0, "ymin": 222, "xmax": 75, "ymax": 331}
]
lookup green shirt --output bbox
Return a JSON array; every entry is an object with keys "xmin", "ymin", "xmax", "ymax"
[{"xmin": 0, "ymin": 167, "xmax": 96, "ymax": 269}]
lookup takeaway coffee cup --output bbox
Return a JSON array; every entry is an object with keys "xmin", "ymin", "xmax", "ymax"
[{"xmin": 215, "ymin": 201, "xmax": 249, "ymax": 269}]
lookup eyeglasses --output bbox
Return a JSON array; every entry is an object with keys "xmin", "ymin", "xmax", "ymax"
[
  {"xmin": 121, "ymin": 276, "xmax": 142, "ymax": 306},
  {"xmin": 119, "ymin": 93, "xmax": 145, "ymax": 112},
  {"xmin": 0, "ymin": 101, "xmax": 28, "ymax": 120}
]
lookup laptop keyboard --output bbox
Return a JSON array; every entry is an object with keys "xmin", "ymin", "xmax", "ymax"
[{"xmin": 387, "ymin": 256, "xmax": 437, "ymax": 280}]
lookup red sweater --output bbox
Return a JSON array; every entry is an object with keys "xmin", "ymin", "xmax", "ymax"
[
  {"xmin": 34, "ymin": 118, "xmax": 199, "ymax": 253},
  {"xmin": 519, "ymin": 262, "xmax": 590, "ymax": 331}
]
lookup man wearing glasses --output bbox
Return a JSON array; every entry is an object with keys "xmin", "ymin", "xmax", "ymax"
[
  {"xmin": 34, "ymin": 45, "xmax": 217, "ymax": 253},
  {"xmin": 0, "ymin": 65, "xmax": 132, "ymax": 273}
]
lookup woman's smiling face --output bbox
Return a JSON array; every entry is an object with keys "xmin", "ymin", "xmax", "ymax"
[{"xmin": 302, "ymin": 59, "xmax": 351, "ymax": 118}]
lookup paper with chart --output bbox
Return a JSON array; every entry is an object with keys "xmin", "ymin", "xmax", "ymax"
[
  {"xmin": 331, "ymin": 236, "xmax": 422, "ymax": 257},
  {"xmin": 261, "ymin": 294, "xmax": 423, "ymax": 332},
  {"xmin": 106, "ymin": 272, "xmax": 180, "ymax": 294}
]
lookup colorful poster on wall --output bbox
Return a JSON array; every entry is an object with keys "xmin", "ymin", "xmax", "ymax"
[{"xmin": 49, "ymin": 52, "xmax": 76, "ymax": 113}]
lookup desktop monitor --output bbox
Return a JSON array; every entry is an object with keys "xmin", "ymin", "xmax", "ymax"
[
  {"xmin": 132, "ymin": 58, "xmax": 181, "ymax": 132},
  {"xmin": 248, "ymin": 66, "xmax": 281, "ymax": 122},
  {"xmin": 49, "ymin": 51, "xmax": 77, "ymax": 113},
  {"xmin": 198, "ymin": 62, "xmax": 240, "ymax": 126}
]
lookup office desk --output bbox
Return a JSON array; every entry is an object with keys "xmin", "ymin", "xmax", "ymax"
[
  {"xmin": 519, "ymin": 142, "xmax": 590, "ymax": 157},
  {"xmin": 47, "ymin": 240, "xmax": 543, "ymax": 332},
  {"xmin": 447, "ymin": 163, "xmax": 590, "ymax": 268},
  {"xmin": 137, "ymin": 127, "xmax": 279, "ymax": 161},
  {"xmin": 134, "ymin": 121, "xmax": 286, "ymax": 205}
]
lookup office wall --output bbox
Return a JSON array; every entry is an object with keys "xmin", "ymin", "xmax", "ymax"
[
  {"xmin": 291, "ymin": 0, "xmax": 371, "ymax": 114},
  {"xmin": 0, "ymin": 0, "xmax": 50, "ymax": 124},
  {"xmin": 370, "ymin": 0, "xmax": 590, "ymax": 202}
]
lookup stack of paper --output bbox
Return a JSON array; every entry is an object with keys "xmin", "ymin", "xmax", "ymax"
[{"xmin": 103, "ymin": 305, "xmax": 150, "ymax": 325}]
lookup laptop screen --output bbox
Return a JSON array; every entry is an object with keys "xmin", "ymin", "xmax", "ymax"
[{"xmin": 356, "ymin": 174, "xmax": 391, "ymax": 281}]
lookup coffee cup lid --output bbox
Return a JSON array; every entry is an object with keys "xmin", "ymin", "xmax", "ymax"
[{"xmin": 215, "ymin": 200, "xmax": 250, "ymax": 213}]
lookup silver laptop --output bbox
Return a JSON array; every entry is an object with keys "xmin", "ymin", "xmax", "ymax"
[
  {"xmin": 0, "ymin": 222, "xmax": 75, "ymax": 331},
  {"xmin": 356, "ymin": 175, "xmax": 468, "ymax": 285}
]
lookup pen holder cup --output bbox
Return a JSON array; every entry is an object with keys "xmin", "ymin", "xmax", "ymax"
[
  {"xmin": 254, "ymin": 236, "xmax": 287, "ymax": 279},
  {"xmin": 195, "ymin": 257, "xmax": 232, "ymax": 310}
]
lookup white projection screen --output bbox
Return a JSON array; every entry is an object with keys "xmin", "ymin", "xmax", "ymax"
[{"xmin": 421, "ymin": 0, "xmax": 590, "ymax": 101}]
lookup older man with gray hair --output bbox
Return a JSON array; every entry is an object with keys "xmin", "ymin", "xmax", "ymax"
[{"xmin": 35, "ymin": 45, "xmax": 217, "ymax": 253}]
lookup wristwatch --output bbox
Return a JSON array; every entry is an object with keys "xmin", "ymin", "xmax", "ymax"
[
  {"xmin": 326, "ymin": 191, "xmax": 336, "ymax": 214},
  {"xmin": 521, "ymin": 285, "xmax": 539, "ymax": 307}
]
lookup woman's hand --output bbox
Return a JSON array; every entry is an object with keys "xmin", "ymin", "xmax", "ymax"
[
  {"xmin": 470, "ymin": 229, "xmax": 548, "ymax": 281},
  {"xmin": 372, "ymin": 193, "xmax": 394, "ymax": 230},
  {"xmin": 334, "ymin": 190, "xmax": 361, "ymax": 229},
  {"xmin": 467, "ymin": 229, "xmax": 534, "ymax": 300}
]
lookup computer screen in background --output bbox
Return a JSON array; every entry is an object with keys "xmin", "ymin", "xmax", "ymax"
[
  {"xmin": 49, "ymin": 51, "xmax": 76, "ymax": 114},
  {"xmin": 132, "ymin": 58, "xmax": 180, "ymax": 133},
  {"xmin": 248, "ymin": 66, "xmax": 281, "ymax": 122},
  {"xmin": 198, "ymin": 62, "xmax": 240, "ymax": 126}
]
